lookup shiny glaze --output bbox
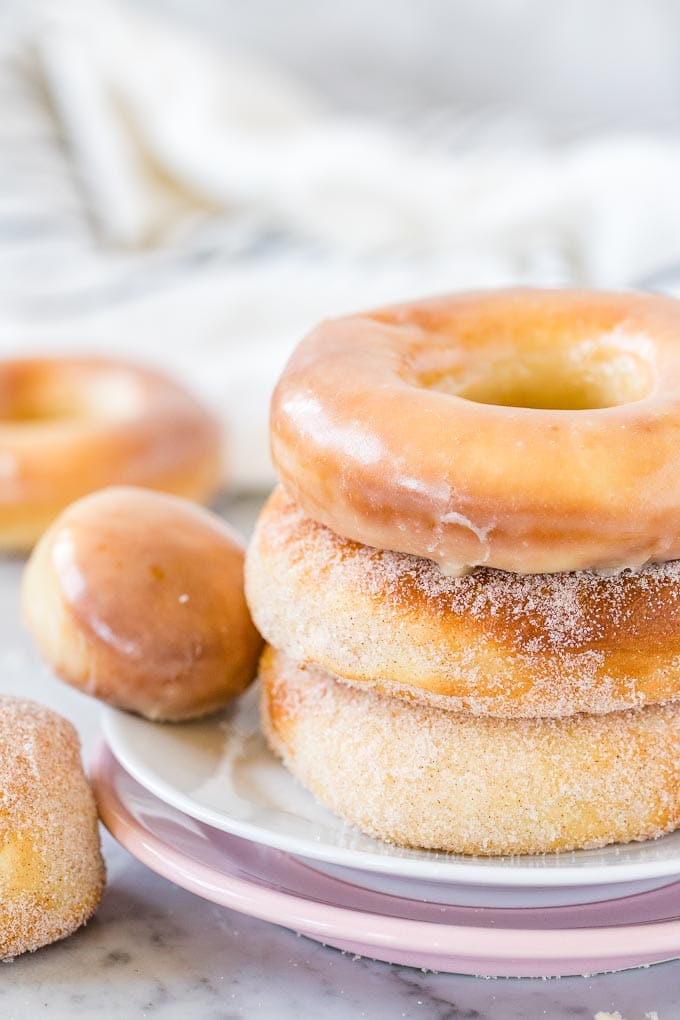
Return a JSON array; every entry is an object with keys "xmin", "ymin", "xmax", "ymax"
[
  {"xmin": 23, "ymin": 487, "xmax": 262, "ymax": 720},
  {"xmin": 271, "ymin": 288, "xmax": 680, "ymax": 574}
]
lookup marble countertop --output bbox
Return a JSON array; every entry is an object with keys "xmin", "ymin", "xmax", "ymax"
[{"xmin": 0, "ymin": 493, "xmax": 675, "ymax": 1020}]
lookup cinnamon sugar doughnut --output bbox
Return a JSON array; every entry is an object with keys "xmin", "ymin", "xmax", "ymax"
[
  {"xmin": 0, "ymin": 697, "xmax": 104, "ymax": 959},
  {"xmin": 261, "ymin": 646, "xmax": 680, "ymax": 856},
  {"xmin": 0, "ymin": 356, "xmax": 222, "ymax": 550},
  {"xmin": 271, "ymin": 288, "xmax": 680, "ymax": 575},
  {"xmin": 246, "ymin": 488, "xmax": 680, "ymax": 718},
  {"xmin": 23, "ymin": 487, "xmax": 262, "ymax": 721}
]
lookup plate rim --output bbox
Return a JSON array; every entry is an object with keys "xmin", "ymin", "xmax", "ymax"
[
  {"xmin": 92, "ymin": 739, "xmax": 680, "ymax": 978},
  {"xmin": 101, "ymin": 705, "xmax": 680, "ymax": 889}
]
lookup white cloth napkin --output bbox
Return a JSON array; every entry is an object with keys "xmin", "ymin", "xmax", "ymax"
[
  {"xmin": 29, "ymin": 0, "xmax": 680, "ymax": 279},
  {"xmin": 3, "ymin": 0, "xmax": 680, "ymax": 489}
]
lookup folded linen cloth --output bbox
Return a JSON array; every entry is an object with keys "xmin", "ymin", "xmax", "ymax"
[{"xmin": 29, "ymin": 0, "xmax": 680, "ymax": 279}]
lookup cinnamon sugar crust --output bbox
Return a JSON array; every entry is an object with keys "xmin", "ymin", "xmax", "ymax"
[
  {"xmin": 0, "ymin": 697, "xmax": 104, "ymax": 959},
  {"xmin": 246, "ymin": 488, "xmax": 680, "ymax": 718},
  {"xmin": 261, "ymin": 646, "xmax": 680, "ymax": 856}
]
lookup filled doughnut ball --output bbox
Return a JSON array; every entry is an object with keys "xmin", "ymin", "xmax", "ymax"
[
  {"xmin": 0, "ymin": 697, "xmax": 104, "ymax": 959},
  {"xmin": 22, "ymin": 487, "xmax": 263, "ymax": 721}
]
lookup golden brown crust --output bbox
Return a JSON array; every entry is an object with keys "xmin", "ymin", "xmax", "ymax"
[
  {"xmin": 246, "ymin": 488, "xmax": 680, "ymax": 718},
  {"xmin": 0, "ymin": 357, "xmax": 222, "ymax": 550},
  {"xmin": 271, "ymin": 288, "xmax": 680, "ymax": 574},
  {"xmin": 260, "ymin": 645, "xmax": 680, "ymax": 856},
  {"xmin": 0, "ymin": 697, "xmax": 104, "ymax": 959},
  {"xmin": 23, "ymin": 487, "xmax": 263, "ymax": 721}
]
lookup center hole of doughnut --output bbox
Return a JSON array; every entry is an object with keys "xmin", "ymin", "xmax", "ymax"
[
  {"xmin": 1, "ymin": 369, "xmax": 145, "ymax": 424},
  {"xmin": 0, "ymin": 375, "xmax": 88, "ymax": 423},
  {"xmin": 424, "ymin": 335, "xmax": 654, "ymax": 410},
  {"xmin": 7, "ymin": 400, "xmax": 79, "ymax": 423}
]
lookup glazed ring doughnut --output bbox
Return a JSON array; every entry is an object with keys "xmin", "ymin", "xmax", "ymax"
[
  {"xmin": 246, "ymin": 488, "xmax": 680, "ymax": 718},
  {"xmin": 261, "ymin": 646, "xmax": 680, "ymax": 855},
  {"xmin": 23, "ymin": 486, "xmax": 262, "ymax": 721},
  {"xmin": 0, "ymin": 356, "xmax": 222, "ymax": 550},
  {"xmin": 0, "ymin": 697, "xmax": 104, "ymax": 959},
  {"xmin": 271, "ymin": 288, "xmax": 680, "ymax": 575}
]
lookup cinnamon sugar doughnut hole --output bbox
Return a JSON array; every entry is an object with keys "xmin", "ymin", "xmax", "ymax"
[
  {"xmin": 261, "ymin": 646, "xmax": 680, "ymax": 856},
  {"xmin": 0, "ymin": 697, "xmax": 104, "ymax": 959},
  {"xmin": 23, "ymin": 487, "xmax": 262, "ymax": 721},
  {"xmin": 0, "ymin": 356, "xmax": 222, "ymax": 551}
]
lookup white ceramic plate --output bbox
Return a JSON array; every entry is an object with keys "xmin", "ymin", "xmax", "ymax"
[{"xmin": 102, "ymin": 685, "xmax": 680, "ymax": 891}]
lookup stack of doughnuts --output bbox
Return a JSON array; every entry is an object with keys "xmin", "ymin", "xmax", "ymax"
[{"xmin": 246, "ymin": 288, "xmax": 680, "ymax": 856}]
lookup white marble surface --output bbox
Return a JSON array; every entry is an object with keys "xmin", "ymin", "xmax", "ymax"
[{"xmin": 0, "ymin": 493, "xmax": 676, "ymax": 1020}]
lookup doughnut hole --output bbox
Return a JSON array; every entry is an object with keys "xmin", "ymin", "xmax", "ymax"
[
  {"xmin": 402, "ymin": 315, "xmax": 656, "ymax": 410},
  {"xmin": 0, "ymin": 362, "xmax": 145, "ymax": 424},
  {"xmin": 455, "ymin": 342, "xmax": 653, "ymax": 410},
  {"xmin": 0, "ymin": 697, "xmax": 104, "ymax": 959}
]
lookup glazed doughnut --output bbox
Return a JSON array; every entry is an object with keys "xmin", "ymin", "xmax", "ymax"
[
  {"xmin": 271, "ymin": 288, "xmax": 680, "ymax": 575},
  {"xmin": 0, "ymin": 697, "xmax": 104, "ymax": 959},
  {"xmin": 246, "ymin": 488, "xmax": 680, "ymax": 718},
  {"xmin": 23, "ymin": 487, "xmax": 263, "ymax": 721},
  {"xmin": 261, "ymin": 646, "xmax": 680, "ymax": 856},
  {"xmin": 0, "ymin": 356, "xmax": 222, "ymax": 550}
]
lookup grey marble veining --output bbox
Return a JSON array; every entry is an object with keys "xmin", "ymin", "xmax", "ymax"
[{"xmin": 0, "ymin": 493, "xmax": 675, "ymax": 1019}]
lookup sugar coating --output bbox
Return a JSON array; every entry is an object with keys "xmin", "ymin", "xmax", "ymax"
[
  {"xmin": 261, "ymin": 647, "xmax": 680, "ymax": 856},
  {"xmin": 245, "ymin": 489, "xmax": 680, "ymax": 718},
  {"xmin": 0, "ymin": 697, "xmax": 105, "ymax": 960}
]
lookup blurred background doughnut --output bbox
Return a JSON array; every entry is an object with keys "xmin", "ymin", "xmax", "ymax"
[{"xmin": 0, "ymin": 357, "xmax": 222, "ymax": 551}]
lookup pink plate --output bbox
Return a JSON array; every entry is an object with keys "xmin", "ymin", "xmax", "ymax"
[{"xmin": 92, "ymin": 740, "xmax": 680, "ymax": 978}]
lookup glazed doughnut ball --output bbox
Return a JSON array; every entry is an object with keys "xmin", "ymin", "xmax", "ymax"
[
  {"xmin": 22, "ymin": 487, "xmax": 263, "ymax": 721},
  {"xmin": 0, "ymin": 697, "xmax": 104, "ymax": 959}
]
